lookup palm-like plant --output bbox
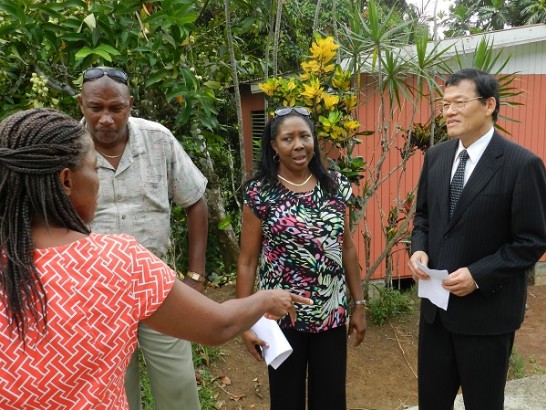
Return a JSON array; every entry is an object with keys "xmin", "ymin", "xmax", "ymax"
[{"xmin": 335, "ymin": 0, "xmax": 455, "ymax": 286}]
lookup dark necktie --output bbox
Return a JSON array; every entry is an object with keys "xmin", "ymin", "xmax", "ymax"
[{"xmin": 449, "ymin": 149, "xmax": 469, "ymax": 218}]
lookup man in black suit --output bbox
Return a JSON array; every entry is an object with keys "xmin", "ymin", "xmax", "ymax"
[{"xmin": 408, "ymin": 68, "xmax": 546, "ymax": 410}]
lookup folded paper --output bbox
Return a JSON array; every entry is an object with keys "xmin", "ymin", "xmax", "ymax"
[
  {"xmin": 250, "ymin": 317, "xmax": 293, "ymax": 369},
  {"xmin": 416, "ymin": 261, "xmax": 450, "ymax": 311}
]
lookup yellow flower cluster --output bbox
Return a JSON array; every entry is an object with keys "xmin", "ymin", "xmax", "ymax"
[{"xmin": 258, "ymin": 35, "xmax": 361, "ymax": 148}]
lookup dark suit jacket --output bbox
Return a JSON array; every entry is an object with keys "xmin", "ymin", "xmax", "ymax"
[{"xmin": 411, "ymin": 131, "xmax": 546, "ymax": 335}]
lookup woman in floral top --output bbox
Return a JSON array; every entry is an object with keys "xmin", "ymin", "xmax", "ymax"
[{"xmin": 237, "ymin": 107, "xmax": 367, "ymax": 410}]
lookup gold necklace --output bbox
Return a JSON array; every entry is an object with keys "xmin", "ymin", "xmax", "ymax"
[
  {"xmin": 277, "ymin": 173, "xmax": 313, "ymax": 187},
  {"xmin": 96, "ymin": 150, "xmax": 122, "ymax": 159}
]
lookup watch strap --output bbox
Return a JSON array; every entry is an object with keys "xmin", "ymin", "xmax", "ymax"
[{"xmin": 185, "ymin": 271, "xmax": 206, "ymax": 283}]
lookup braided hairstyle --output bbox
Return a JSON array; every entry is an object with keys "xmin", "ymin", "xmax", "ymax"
[{"xmin": 0, "ymin": 108, "xmax": 90, "ymax": 341}]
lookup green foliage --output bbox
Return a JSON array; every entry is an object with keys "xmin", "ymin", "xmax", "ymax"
[
  {"xmin": 527, "ymin": 355, "xmax": 546, "ymax": 375},
  {"xmin": 506, "ymin": 351, "xmax": 546, "ymax": 381},
  {"xmin": 384, "ymin": 192, "xmax": 414, "ymax": 243},
  {"xmin": 335, "ymin": 0, "xmax": 454, "ymax": 284},
  {"xmin": 192, "ymin": 342, "xmax": 224, "ymax": 368},
  {"xmin": 328, "ymin": 155, "xmax": 366, "ymax": 186},
  {"xmin": 194, "ymin": 344, "xmax": 225, "ymax": 410},
  {"xmin": 367, "ymin": 285, "xmax": 415, "ymax": 326},
  {"xmin": 169, "ymin": 204, "xmax": 227, "ymax": 280},
  {"xmin": 0, "ymin": 0, "xmax": 218, "ymax": 132},
  {"xmin": 400, "ymin": 114, "xmax": 449, "ymax": 157},
  {"xmin": 507, "ymin": 348, "xmax": 526, "ymax": 380},
  {"xmin": 0, "ymin": 0, "xmax": 241, "ymax": 276},
  {"xmin": 443, "ymin": 0, "xmax": 546, "ymax": 37},
  {"xmin": 138, "ymin": 350, "xmax": 154, "ymax": 409}
]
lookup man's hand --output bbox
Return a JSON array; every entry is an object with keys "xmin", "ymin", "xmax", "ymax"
[
  {"xmin": 408, "ymin": 251, "xmax": 430, "ymax": 282},
  {"xmin": 442, "ymin": 267, "xmax": 478, "ymax": 297}
]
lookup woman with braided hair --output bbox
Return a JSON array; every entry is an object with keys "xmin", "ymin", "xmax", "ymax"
[{"xmin": 0, "ymin": 108, "xmax": 311, "ymax": 409}]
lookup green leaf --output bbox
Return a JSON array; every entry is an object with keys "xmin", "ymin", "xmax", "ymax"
[
  {"xmin": 74, "ymin": 46, "xmax": 113, "ymax": 61},
  {"xmin": 146, "ymin": 71, "xmax": 169, "ymax": 87},
  {"xmin": 92, "ymin": 48, "xmax": 113, "ymax": 61},
  {"xmin": 166, "ymin": 88, "xmax": 187, "ymax": 101},
  {"xmin": 0, "ymin": 1, "xmax": 20, "ymax": 18},
  {"xmin": 95, "ymin": 43, "xmax": 121, "ymax": 56},
  {"xmin": 75, "ymin": 47, "xmax": 95, "ymax": 59},
  {"xmin": 218, "ymin": 215, "xmax": 233, "ymax": 230},
  {"xmin": 203, "ymin": 81, "xmax": 221, "ymax": 90},
  {"xmin": 62, "ymin": 33, "xmax": 87, "ymax": 42}
]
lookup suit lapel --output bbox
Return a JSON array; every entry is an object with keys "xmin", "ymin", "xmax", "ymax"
[{"xmin": 448, "ymin": 132, "xmax": 505, "ymax": 226}]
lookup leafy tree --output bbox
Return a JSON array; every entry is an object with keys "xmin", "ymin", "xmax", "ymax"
[
  {"xmin": 519, "ymin": 0, "xmax": 546, "ymax": 24},
  {"xmin": 0, "ymin": 0, "xmax": 242, "ymax": 276},
  {"xmin": 442, "ymin": 0, "xmax": 546, "ymax": 37}
]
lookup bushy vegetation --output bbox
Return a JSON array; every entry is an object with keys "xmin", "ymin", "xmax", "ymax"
[{"xmin": 367, "ymin": 285, "xmax": 416, "ymax": 326}]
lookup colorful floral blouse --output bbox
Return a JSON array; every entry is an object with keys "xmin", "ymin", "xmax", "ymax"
[
  {"xmin": 244, "ymin": 172, "xmax": 352, "ymax": 333},
  {"xmin": 0, "ymin": 233, "xmax": 175, "ymax": 409}
]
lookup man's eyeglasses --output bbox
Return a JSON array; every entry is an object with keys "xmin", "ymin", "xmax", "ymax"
[
  {"xmin": 83, "ymin": 68, "xmax": 129, "ymax": 85},
  {"xmin": 441, "ymin": 97, "xmax": 483, "ymax": 112},
  {"xmin": 273, "ymin": 106, "xmax": 311, "ymax": 118}
]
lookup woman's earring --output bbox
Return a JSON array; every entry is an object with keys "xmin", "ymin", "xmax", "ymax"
[{"xmin": 273, "ymin": 152, "xmax": 280, "ymax": 162}]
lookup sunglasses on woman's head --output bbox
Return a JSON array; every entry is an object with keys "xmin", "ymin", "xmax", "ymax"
[
  {"xmin": 273, "ymin": 106, "xmax": 311, "ymax": 118},
  {"xmin": 83, "ymin": 68, "xmax": 129, "ymax": 85}
]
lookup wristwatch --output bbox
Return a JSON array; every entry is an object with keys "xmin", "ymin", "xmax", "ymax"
[{"xmin": 185, "ymin": 271, "xmax": 206, "ymax": 283}]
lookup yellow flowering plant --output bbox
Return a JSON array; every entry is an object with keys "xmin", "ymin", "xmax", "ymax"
[{"xmin": 258, "ymin": 35, "xmax": 368, "ymax": 154}]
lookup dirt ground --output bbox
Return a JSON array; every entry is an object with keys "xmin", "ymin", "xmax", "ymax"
[{"xmin": 203, "ymin": 284, "xmax": 546, "ymax": 410}]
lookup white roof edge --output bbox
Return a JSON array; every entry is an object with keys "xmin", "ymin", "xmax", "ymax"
[
  {"xmin": 434, "ymin": 24, "xmax": 546, "ymax": 54},
  {"xmin": 348, "ymin": 24, "xmax": 546, "ymax": 71}
]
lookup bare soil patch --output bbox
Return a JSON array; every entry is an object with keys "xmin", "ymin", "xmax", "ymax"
[{"xmin": 203, "ymin": 284, "xmax": 546, "ymax": 410}]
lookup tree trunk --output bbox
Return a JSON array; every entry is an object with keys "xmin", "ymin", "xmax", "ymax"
[
  {"xmin": 312, "ymin": 0, "xmax": 323, "ymax": 35},
  {"xmin": 333, "ymin": 0, "xmax": 340, "ymax": 64},
  {"xmin": 199, "ymin": 152, "xmax": 240, "ymax": 273},
  {"xmin": 224, "ymin": 0, "xmax": 246, "ymax": 182},
  {"xmin": 273, "ymin": 0, "xmax": 283, "ymax": 77}
]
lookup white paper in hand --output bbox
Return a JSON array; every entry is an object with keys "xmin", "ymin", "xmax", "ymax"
[
  {"xmin": 250, "ymin": 317, "xmax": 293, "ymax": 369},
  {"xmin": 416, "ymin": 261, "xmax": 450, "ymax": 311}
]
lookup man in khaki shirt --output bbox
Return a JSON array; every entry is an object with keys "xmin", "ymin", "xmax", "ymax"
[{"xmin": 79, "ymin": 66, "xmax": 208, "ymax": 410}]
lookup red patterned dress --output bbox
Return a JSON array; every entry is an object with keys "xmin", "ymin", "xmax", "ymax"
[{"xmin": 0, "ymin": 233, "xmax": 176, "ymax": 409}]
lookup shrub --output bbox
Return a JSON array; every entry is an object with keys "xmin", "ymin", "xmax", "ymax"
[{"xmin": 367, "ymin": 285, "xmax": 415, "ymax": 326}]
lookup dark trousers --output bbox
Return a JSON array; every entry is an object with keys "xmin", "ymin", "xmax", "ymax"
[
  {"xmin": 268, "ymin": 326, "xmax": 347, "ymax": 410},
  {"xmin": 418, "ymin": 315, "xmax": 515, "ymax": 410}
]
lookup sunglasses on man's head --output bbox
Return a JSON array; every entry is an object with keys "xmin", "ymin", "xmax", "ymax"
[
  {"xmin": 83, "ymin": 68, "xmax": 129, "ymax": 85},
  {"xmin": 273, "ymin": 106, "xmax": 311, "ymax": 118}
]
